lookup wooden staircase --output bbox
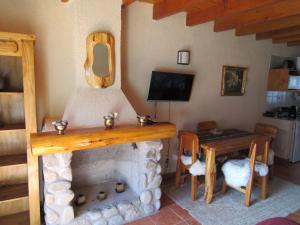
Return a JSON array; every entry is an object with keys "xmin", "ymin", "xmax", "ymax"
[{"xmin": 0, "ymin": 33, "xmax": 40, "ymax": 225}]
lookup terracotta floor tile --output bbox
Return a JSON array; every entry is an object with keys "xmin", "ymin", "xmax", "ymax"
[
  {"xmin": 287, "ymin": 213, "xmax": 300, "ymax": 223},
  {"xmin": 125, "ymin": 216, "xmax": 154, "ymax": 225},
  {"xmin": 150, "ymin": 207, "xmax": 184, "ymax": 225},
  {"xmin": 293, "ymin": 209, "xmax": 300, "ymax": 215},
  {"xmin": 169, "ymin": 204, "xmax": 192, "ymax": 220},
  {"xmin": 185, "ymin": 217, "xmax": 202, "ymax": 225},
  {"xmin": 161, "ymin": 193, "xmax": 175, "ymax": 207}
]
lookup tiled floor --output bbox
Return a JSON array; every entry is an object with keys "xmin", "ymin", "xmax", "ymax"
[
  {"xmin": 126, "ymin": 194, "xmax": 201, "ymax": 225},
  {"xmin": 126, "ymin": 161, "xmax": 300, "ymax": 225}
]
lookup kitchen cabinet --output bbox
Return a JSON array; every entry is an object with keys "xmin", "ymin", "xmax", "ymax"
[{"xmin": 267, "ymin": 68, "xmax": 289, "ymax": 91}]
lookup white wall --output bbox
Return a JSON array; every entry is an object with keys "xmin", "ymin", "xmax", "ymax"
[
  {"xmin": 121, "ymin": 3, "xmax": 300, "ymax": 173},
  {"xmin": 0, "ymin": 0, "xmax": 122, "ymax": 127}
]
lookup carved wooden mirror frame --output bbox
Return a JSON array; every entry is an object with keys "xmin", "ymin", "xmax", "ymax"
[{"xmin": 84, "ymin": 32, "xmax": 115, "ymax": 88}]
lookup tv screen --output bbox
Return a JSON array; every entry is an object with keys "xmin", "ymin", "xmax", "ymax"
[{"xmin": 147, "ymin": 71, "xmax": 194, "ymax": 101}]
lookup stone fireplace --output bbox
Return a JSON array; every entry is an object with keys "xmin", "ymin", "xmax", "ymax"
[{"xmin": 39, "ymin": 88, "xmax": 171, "ymax": 225}]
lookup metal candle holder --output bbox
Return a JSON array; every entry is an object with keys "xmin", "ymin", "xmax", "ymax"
[{"xmin": 52, "ymin": 120, "xmax": 68, "ymax": 135}]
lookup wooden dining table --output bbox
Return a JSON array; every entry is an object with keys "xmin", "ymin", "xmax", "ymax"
[{"xmin": 199, "ymin": 129, "xmax": 271, "ymax": 204}]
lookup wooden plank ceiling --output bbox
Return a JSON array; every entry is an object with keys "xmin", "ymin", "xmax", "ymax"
[{"xmin": 122, "ymin": 0, "xmax": 300, "ymax": 47}]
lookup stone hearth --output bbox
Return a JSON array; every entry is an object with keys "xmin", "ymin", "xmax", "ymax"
[{"xmin": 43, "ymin": 141, "xmax": 163, "ymax": 225}]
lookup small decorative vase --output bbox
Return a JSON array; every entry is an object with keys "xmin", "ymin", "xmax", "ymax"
[
  {"xmin": 52, "ymin": 120, "xmax": 68, "ymax": 135},
  {"xmin": 103, "ymin": 112, "xmax": 118, "ymax": 129},
  {"xmin": 75, "ymin": 194, "xmax": 86, "ymax": 206},
  {"xmin": 97, "ymin": 191, "xmax": 107, "ymax": 201},
  {"xmin": 115, "ymin": 182, "xmax": 126, "ymax": 193}
]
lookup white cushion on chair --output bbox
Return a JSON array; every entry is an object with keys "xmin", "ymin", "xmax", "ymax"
[
  {"xmin": 222, "ymin": 159, "xmax": 251, "ymax": 188},
  {"xmin": 222, "ymin": 159, "xmax": 269, "ymax": 188},
  {"xmin": 268, "ymin": 149, "xmax": 275, "ymax": 165},
  {"xmin": 181, "ymin": 155, "xmax": 192, "ymax": 165},
  {"xmin": 189, "ymin": 160, "xmax": 206, "ymax": 176}
]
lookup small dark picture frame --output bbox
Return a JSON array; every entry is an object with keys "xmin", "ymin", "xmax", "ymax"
[
  {"xmin": 221, "ymin": 65, "xmax": 248, "ymax": 96},
  {"xmin": 177, "ymin": 50, "xmax": 190, "ymax": 65}
]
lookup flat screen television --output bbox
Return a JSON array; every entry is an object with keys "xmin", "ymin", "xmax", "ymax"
[{"xmin": 147, "ymin": 71, "xmax": 194, "ymax": 101}]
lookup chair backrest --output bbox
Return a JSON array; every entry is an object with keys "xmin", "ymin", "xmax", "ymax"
[
  {"xmin": 254, "ymin": 123, "xmax": 278, "ymax": 147},
  {"xmin": 249, "ymin": 136, "xmax": 270, "ymax": 164},
  {"xmin": 197, "ymin": 121, "xmax": 217, "ymax": 133},
  {"xmin": 248, "ymin": 141, "xmax": 257, "ymax": 173},
  {"xmin": 178, "ymin": 130, "xmax": 199, "ymax": 163}
]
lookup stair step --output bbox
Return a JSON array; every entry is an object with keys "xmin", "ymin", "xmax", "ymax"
[
  {"xmin": 0, "ymin": 154, "xmax": 27, "ymax": 167},
  {"xmin": 0, "ymin": 183, "xmax": 28, "ymax": 202},
  {"xmin": 0, "ymin": 183, "xmax": 29, "ymax": 216},
  {"xmin": 0, "ymin": 211, "xmax": 29, "ymax": 225}
]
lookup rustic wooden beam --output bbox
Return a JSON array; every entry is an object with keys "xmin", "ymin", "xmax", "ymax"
[
  {"xmin": 31, "ymin": 123, "xmax": 176, "ymax": 156},
  {"xmin": 215, "ymin": 0, "xmax": 300, "ymax": 32},
  {"xmin": 236, "ymin": 14, "xmax": 300, "ymax": 36},
  {"xmin": 256, "ymin": 25, "xmax": 300, "ymax": 40},
  {"xmin": 153, "ymin": 0, "xmax": 219, "ymax": 20},
  {"xmin": 287, "ymin": 40, "xmax": 300, "ymax": 46},
  {"xmin": 187, "ymin": 0, "xmax": 278, "ymax": 27},
  {"xmin": 273, "ymin": 34, "xmax": 300, "ymax": 44}
]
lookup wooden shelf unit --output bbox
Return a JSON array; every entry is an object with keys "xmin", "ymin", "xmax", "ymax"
[
  {"xmin": 31, "ymin": 122, "xmax": 176, "ymax": 156},
  {"xmin": 0, "ymin": 32, "xmax": 39, "ymax": 225}
]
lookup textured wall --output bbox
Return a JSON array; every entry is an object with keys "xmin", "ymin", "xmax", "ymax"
[
  {"xmin": 0, "ymin": 0, "xmax": 122, "ymax": 128},
  {"xmin": 121, "ymin": 3, "xmax": 300, "ymax": 173}
]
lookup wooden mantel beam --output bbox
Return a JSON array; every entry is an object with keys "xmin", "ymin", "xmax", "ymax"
[
  {"xmin": 236, "ymin": 14, "xmax": 300, "ymax": 36},
  {"xmin": 256, "ymin": 25, "xmax": 300, "ymax": 40},
  {"xmin": 187, "ymin": 0, "xmax": 278, "ymax": 27},
  {"xmin": 214, "ymin": 0, "xmax": 300, "ymax": 32},
  {"xmin": 31, "ymin": 123, "xmax": 176, "ymax": 156},
  {"xmin": 153, "ymin": 0, "xmax": 220, "ymax": 20},
  {"xmin": 122, "ymin": 0, "xmax": 160, "ymax": 7}
]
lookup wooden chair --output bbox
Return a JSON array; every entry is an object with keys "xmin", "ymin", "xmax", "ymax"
[
  {"xmin": 175, "ymin": 131, "xmax": 204, "ymax": 201},
  {"xmin": 221, "ymin": 138, "xmax": 270, "ymax": 207},
  {"xmin": 197, "ymin": 121, "xmax": 217, "ymax": 134},
  {"xmin": 254, "ymin": 123, "xmax": 278, "ymax": 178}
]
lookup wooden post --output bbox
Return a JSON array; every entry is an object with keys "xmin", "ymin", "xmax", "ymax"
[
  {"xmin": 21, "ymin": 40, "xmax": 40, "ymax": 225},
  {"xmin": 204, "ymin": 148, "xmax": 215, "ymax": 204}
]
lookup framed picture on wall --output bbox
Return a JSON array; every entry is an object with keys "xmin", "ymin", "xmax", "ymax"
[{"xmin": 221, "ymin": 65, "xmax": 248, "ymax": 96}]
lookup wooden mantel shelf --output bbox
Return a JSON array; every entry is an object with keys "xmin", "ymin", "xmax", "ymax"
[{"xmin": 30, "ymin": 122, "xmax": 176, "ymax": 156}]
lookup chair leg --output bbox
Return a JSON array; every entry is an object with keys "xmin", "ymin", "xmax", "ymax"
[
  {"xmin": 191, "ymin": 175, "xmax": 198, "ymax": 201},
  {"xmin": 261, "ymin": 175, "xmax": 268, "ymax": 199},
  {"xmin": 245, "ymin": 176, "xmax": 254, "ymax": 207},
  {"xmin": 221, "ymin": 180, "xmax": 227, "ymax": 194},
  {"xmin": 175, "ymin": 159, "xmax": 182, "ymax": 188},
  {"xmin": 269, "ymin": 165, "xmax": 274, "ymax": 180}
]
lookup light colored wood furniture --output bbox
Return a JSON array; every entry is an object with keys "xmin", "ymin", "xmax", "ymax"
[
  {"xmin": 197, "ymin": 121, "xmax": 217, "ymax": 134},
  {"xmin": 254, "ymin": 122, "xmax": 278, "ymax": 177},
  {"xmin": 221, "ymin": 142, "xmax": 257, "ymax": 207},
  {"xmin": 222, "ymin": 138, "xmax": 270, "ymax": 206},
  {"xmin": 175, "ymin": 131, "xmax": 204, "ymax": 201},
  {"xmin": 84, "ymin": 32, "xmax": 115, "ymax": 88},
  {"xmin": 267, "ymin": 68, "xmax": 289, "ymax": 91},
  {"xmin": 201, "ymin": 134, "xmax": 270, "ymax": 204},
  {"xmin": 0, "ymin": 32, "xmax": 39, "ymax": 225},
  {"xmin": 31, "ymin": 122, "xmax": 176, "ymax": 156}
]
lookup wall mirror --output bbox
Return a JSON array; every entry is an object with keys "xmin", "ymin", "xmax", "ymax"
[{"xmin": 84, "ymin": 32, "xmax": 115, "ymax": 88}]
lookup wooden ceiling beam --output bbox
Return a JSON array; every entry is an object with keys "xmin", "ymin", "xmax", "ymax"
[
  {"xmin": 187, "ymin": 0, "xmax": 278, "ymax": 27},
  {"xmin": 153, "ymin": 0, "xmax": 220, "ymax": 20},
  {"xmin": 287, "ymin": 40, "xmax": 300, "ymax": 47},
  {"xmin": 256, "ymin": 25, "xmax": 300, "ymax": 40},
  {"xmin": 273, "ymin": 34, "xmax": 300, "ymax": 44},
  {"xmin": 214, "ymin": 0, "xmax": 300, "ymax": 32},
  {"xmin": 236, "ymin": 14, "xmax": 300, "ymax": 36}
]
